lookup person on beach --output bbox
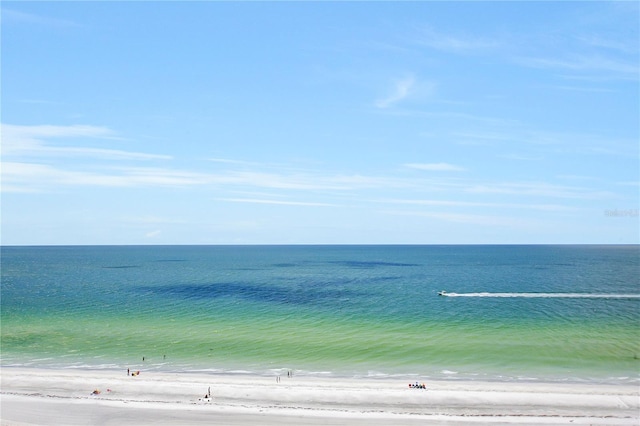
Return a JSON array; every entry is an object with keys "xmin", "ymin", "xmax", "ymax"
[{"xmin": 200, "ymin": 387, "xmax": 212, "ymax": 402}]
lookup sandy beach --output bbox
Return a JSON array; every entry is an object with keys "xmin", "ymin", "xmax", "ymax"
[{"xmin": 1, "ymin": 367, "xmax": 638, "ymax": 425}]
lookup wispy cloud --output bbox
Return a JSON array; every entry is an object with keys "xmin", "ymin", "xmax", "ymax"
[
  {"xmin": 405, "ymin": 163, "xmax": 466, "ymax": 172},
  {"xmin": 1, "ymin": 158, "xmax": 408, "ymax": 193},
  {"xmin": 145, "ymin": 230, "xmax": 162, "ymax": 238},
  {"xmin": 18, "ymin": 99, "xmax": 64, "ymax": 105},
  {"xmin": 545, "ymin": 85, "xmax": 616, "ymax": 93},
  {"xmin": 499, "ymin": 153, "xmax": 544, "ymax": 161},
  {"xmin": 416, "ymin": 27, "xmax": 501, "ymax": 54},
  {"xmin": 218, "ymin": 198, "xmax": 336, "ymax": 207},
  {"xmin": 4, "ymin": 123, "xmax": 113, "ymax": 141},
  {"xmin": 207, "ymin": 158, "xmax": 260, "ymax": 166},
  {"xmin": 1, "ymin": 8, "xmax": 81, "ymax": 28},
  {"xmin": 1, "ymin": 162, "xmax": 211, "ymax": 192},
  {"xmin": 217, "ymin": 171, "xmax": 406, "ymax": 191},
  {"xmin": 378, "ymin": 198, "xmax": 575, "ymax": 212},
  {"xmin": 374, "ymin": 109, "xmax": 517, "ymax": 127},
  {"xmin": 616, "ymin": 181, "xmax": 640, "ymax": 187},
  {"xmin": 452, "ymin": 131, "xmax": 515, "ymax": 146},
  {"xmin": 384, "ymin": 210, "xmax": 532, "ymax": 228},
  {"xmin": 517, "ymin": 55, "xmax": 639, "ymax": 79},
  {"xmin": 375, "ymin": 76, "xmax": 415, "ymax": 108},
  {"xmin": 453, "ymin": 128, "xmax": 637, "ymax": 159},
  {"xmin": 0, "ymin": 115, "xmax": 205, "ymax": 206},
  {"xmin": 575, "ymin": 35, "xmax": 638, "ymax": 55},
  {"xmin": 465, "ymin": 182, "xmax": 615, "ymax": 200},
  {"xmin": 556, "ymin": 174, "xmax": 598, "ymax": 181},
  {"xmin": 2, "ymin": 125, "xmax": 623, "ymax": 221},
  {"xmin": 2, "ymin": 124, "xmax": 171, "ymax": 160},
  {"xmin": 122, "ymin": 215, "xmax": 187, "ymax": 225},
  {"xmin": 374, "ymin": 75, "xmax": 437, "ymax": 109}
]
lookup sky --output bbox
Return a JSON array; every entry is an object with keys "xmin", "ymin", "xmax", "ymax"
[{"xmin": 1, "ymin": 1, "xmax": 638, "ymax": 245}]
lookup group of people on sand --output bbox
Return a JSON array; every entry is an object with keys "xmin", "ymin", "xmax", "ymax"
[
  {"xmin": 409, "ymin": 382, "xmax": 426, "ymax": 389},
  {"xmin": 89, "ymin": 366, "xmax": 144, "ymax": 396}
]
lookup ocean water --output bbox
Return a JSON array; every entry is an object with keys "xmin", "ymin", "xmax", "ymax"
[{"xmin": 1, "ymin": 245, "xmax": 638, "ymax": 384}]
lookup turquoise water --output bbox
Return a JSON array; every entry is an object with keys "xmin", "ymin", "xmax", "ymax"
[{"xmin": 1, "ymin": 245, "xmax": 638, "ymax": 384}]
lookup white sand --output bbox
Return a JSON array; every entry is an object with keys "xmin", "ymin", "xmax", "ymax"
[{"xmin": 1, "ymin": 367, "xmax": 638, "ymax": 425}]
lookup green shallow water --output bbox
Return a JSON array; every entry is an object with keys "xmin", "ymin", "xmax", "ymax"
[
  {"xmin": 3, "ymin": 310, "xmax": 637, "ymax": 381},
  {"xmin": 1, "ymin": 245, "xmax": 639, "ymax": 383}
]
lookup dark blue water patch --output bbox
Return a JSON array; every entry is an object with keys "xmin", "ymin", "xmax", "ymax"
[
  {"xmin": 138, "ymin": 281, "xmax": 365, "ymax": 307},
  {"xmin": 271, "ymin": 260, "xmax": 325, "ymax": 268},
  {"xmin": 235, "ymin": 267, "xmax": 267, "ymax": 271},
  {"xmin": 154, "ymin": 259, "xmax": 188, "ymax": 263},
  {"xmin": 327, "ymin": 260, "xmax": 420, "ymax": 268},
  {"xmin": 102, "ymin": 265, "xmax": 141, "ymax": 269}
]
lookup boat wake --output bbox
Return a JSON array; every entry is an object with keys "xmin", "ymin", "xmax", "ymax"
[{"xmin": 438, "ymin": 292, "xmax": 640, "ymax": 299}]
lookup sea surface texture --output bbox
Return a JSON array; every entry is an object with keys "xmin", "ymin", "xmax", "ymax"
[{"xmin": 2, "ymin": 245, "xmax": 638, "ymax": 384}]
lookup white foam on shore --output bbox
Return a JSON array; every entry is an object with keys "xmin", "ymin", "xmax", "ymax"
[{"xmin": 1, "ymin": 367, "xmax": 638, "ymax": 425}]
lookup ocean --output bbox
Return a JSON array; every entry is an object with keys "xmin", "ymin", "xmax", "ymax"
[{"xmin": 1, "ymin": 245, "xmax": 638, "ymax": 384}]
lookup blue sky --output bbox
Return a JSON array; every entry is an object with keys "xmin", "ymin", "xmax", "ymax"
[{"xmin": 2, "ymin": 2, "xmax": 638, "ymax": 245}]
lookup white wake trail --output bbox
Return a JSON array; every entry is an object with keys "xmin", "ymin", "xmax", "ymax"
[{"xmin": 440, "ymin": 292, "xmax": 640, "ymax": 299}]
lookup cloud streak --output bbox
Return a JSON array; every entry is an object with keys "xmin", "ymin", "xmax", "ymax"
[
  {"xmin": 3, "ymin": 156, "xmax": 617, "ymax": 206},
  {"xmin": 378, "ymin": 198, "xmax": 575, "ymax": 212},
  {"xmin": 1, "ymin": 160, "xmax": 410, "ymax": 193},
  {"xmin": 416, "ymin": 27, "xmax": 501, "ymax": 54},
  {"xmin": 1, "ymin": 8, "xmax": 81, "ymax": 28},
  {"xmin": 218, "ymin": 198, "xmax": 336, "ymax": 207},
  {"xmin": 405, "ymin": 163, "xmax": 466, "ymax": 172},
  {"xmin": 465, "ymin": 182, "xmax": 615, "ymax": 200},
  {"xmin": 383, "ymin": 209, "xmax": 534, "ymax": 228},
  {"xmin": 375, "ymin": 76, "xmax": 415, "ymax": 108},
  {"xmin": 2, "ymin": 124, "xmax": 171, "ymax": 160},
  {"xmin": 2, "ymin": 162, "xmax": 211, "ymax": 191},
  {"xmin": 518, "ymin": 55, "xmax": 639, "ymax": 78}
]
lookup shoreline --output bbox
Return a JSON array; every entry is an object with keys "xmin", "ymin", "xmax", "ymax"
[
  {"xmin": 1, "ymin": 367, "xmax": 638, "ymax": 425},
  {"xmin": 3, "ymin": 357, "xmax": 637, "ymax": 386}
]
